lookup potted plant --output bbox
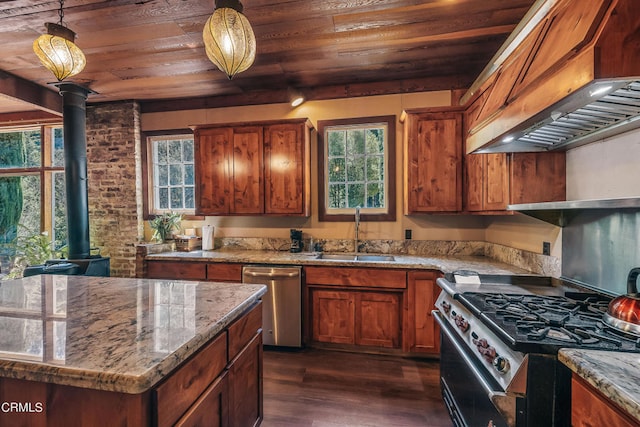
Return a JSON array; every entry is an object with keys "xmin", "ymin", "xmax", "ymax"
[{"xmin": 149, "ymin": 212, "xmax": 182, "ymax": 242}]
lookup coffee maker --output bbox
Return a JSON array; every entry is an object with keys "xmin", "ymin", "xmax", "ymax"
[{"xmin": 290, "ymin": 229, "xmax": 303, "ymax": 253}]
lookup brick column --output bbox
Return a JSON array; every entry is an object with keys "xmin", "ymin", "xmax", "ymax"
[{"xmin": 86, "ymin": 101, "xmax": 143, "ymax": 277}]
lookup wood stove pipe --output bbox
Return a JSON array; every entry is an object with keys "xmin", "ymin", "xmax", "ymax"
[{"xmin": 55, "ymin": 83, "xmax": 93, "ymax": 260}]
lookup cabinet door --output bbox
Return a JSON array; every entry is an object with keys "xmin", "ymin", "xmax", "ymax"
[
  {"xmin": 405, "ymin": 111, "xmax": 463, "ymax": 213},
  {"xmin": 264, "ymin": 123, "xmax": 307, "ymax": 215},
  {"xmin": 404, "ymin": 271, "xmax": 440, "ymax": 354},
  {"xmin": 571, "ymin": 375, "xmax": 637, "ymax": 427},
  {"xmin": 355, "ymin": 292, "xmax": 402, "ymax": 348},
  {"xmin": 311, "ymin": 290, "xmax": 355, "ymax": 344},
  {"xmin": 510, "ymin": 152, "xmax": 565, "ymax": 204},
  {"xmin": 484, "ymin": 153, "xmax": 510, "ymax": 210},
  {"xmin": 196, "ymin": 127, "xmax": 233, "ymax": 215},
  {"xmin": 175, "ymin": 372, "xmax": 229, "ymax": 427},
  {"xmin": 228, "ymin": 332, "xmax": 263, "ymax": 427},
  {"xmin": 464, "ymin": 153, "xmax": 484, "ymax": 211},
  {"xmin": 231, "ymin": 126, "xmax": 264, "ymax": 214}
]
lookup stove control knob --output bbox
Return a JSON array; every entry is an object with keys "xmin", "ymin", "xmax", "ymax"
[
  {"xmin": 493, "ymin": 356, "xmax": 510, "ymax": 374},
  {"xmin": 454, "ymin": 315, "xmax": 469, "ymax": 332},
  {"xmin": 440, "ymin": 301, "xmax": 451, "ymax": 314}
]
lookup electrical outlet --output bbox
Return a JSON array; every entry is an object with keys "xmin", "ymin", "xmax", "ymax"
[
  {"xmin": 405, "ymin": 229, "xmax": 412, "ymax": 240},
  {"xmin": 542, "ymin": 241, "xmax": 551, "ymax": 256}
]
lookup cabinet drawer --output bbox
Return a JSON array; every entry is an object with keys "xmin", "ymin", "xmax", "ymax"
[
  {"xmin": 228, "ymin": 302, "xmax": 262, "ymax": 361},
  {"xmin": 207, "ymin": 263, "xmax": 243, "ymax": 282},
  {"xmin": 155, "ymin": 332, "xmax": 227, "ymax": 427},
  {"xmin": 147, "ymin": 261, "xmax": 206, "ymax": 280},
  {"xmin": 305, "ymin": 266, "xmax": 406, "ymax": 289}
]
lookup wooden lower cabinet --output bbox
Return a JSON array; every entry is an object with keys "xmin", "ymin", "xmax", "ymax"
[
  {"xmin": 310, "ymin": 289, "xmax": 402, "ymax": 349},
  {"xmin": 228, "ymin": 333, "xmax": 263, "ymax": 427},
  {"xmin": 571, "ymin": 375, "xmax": 638, "ymax": 427},
  {"xmin": 403, "ymin": 271, "xmax": 440, "ymax": 354},
  {"xmin": 312, "ymin": 290, "xmax": 356, "ymax": 345}
]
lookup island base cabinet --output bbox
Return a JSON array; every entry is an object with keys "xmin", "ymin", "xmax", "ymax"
[
  {"xmin": 571, "ymin": 375, "xmax": 638, "ymax": 427},
  {"xmin": 228, "ymin": 332, "xmax": 263, "ymax": 427},
  {"xmin": 0, "ymin": 377, "xmax": 150, "ymax": 427}
]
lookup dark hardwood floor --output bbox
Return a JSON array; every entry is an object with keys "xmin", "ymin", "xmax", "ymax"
[{"xmin": 262, "ymin": 348, "xmax": 452, "ymax": 427}]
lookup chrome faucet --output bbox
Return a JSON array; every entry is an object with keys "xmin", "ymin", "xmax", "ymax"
[{"xmin": 354, "ymin": 206, "xmax": 361, "ymax": 253}]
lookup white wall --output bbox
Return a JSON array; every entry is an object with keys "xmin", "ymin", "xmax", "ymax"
[{"xmin": 143, "ymin": 91, "xmax": 488, "ymax": 243}]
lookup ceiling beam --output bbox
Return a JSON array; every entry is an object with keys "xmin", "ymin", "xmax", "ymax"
[
  {"xmin": 0, "ymin": 70, "xmax": 62, "ymax": 115},
  {"xmin": 138, "ymin": 77, "xmax": 468, "ymax": 113}
]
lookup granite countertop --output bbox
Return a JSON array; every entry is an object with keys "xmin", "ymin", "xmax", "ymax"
[
  {"xmin": 0, "ymin": 274, "xmax": 266, "ymax": 394},
  {"xmin": 559, "ymin": 349, "xmax": 640, "ymax": 422},
  {"xmin": 146, "ymin": 249, "xmax": 532, "ymax": 276}
]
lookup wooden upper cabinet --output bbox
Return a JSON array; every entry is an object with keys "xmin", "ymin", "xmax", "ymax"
[
  {"xmin": 195, "ymin": 127, "xmax": 233, "ymax": 215},
  {"xmin": 231, "ymin": 127, "xmax": 264, "ymax": 214},
  {"xmin": 403, "ymin": 110, "xmax": 463, "ymax": 213},
  {"xmin": 264, "ymin": 122, "xmax": 311, "ymax": 215},
  {"xmin": 194, "ymin": 119, "xmax": 312, "ymax": 216},
  {"xmin": 464, "ymin": 152, "xmax": 565, "ymax": 212}
]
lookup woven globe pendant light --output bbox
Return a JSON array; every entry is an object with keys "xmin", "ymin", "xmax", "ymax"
[
  {"xmin": 203, "ymin": 0, "xmax": 256, "ymax": 79},
  {"xmin": 33, "ymin": 1, "xmax": 86, "ymax": 81}
]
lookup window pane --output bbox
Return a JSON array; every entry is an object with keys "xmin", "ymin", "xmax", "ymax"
[
  {"xmin": 346, "ymin": 130, "xmax": 365, "ymax": 155},
  {"xmin": 53, "ymin": 172, "xmax": 67, "ymax": 250},
  {"xmin": 185, "ymin": 187, "xmax": 194, "ymax": 209},
  {"xmin": 170, "ymin": 188, "xmax": 183, "ymax": 209},
  {"xmin": 328, "ymin": 131, "xmax": 345, "ymax": 156},
  {"xmin": 346, "ymin": 156, "xmax": 365, "ymax": 181},
  {"xmin": 328, "ymin": 184, "xmax": 346, "ymax": 209},
  {"xmin": 0, "ymin": 176, "xmax": 23, "ymax": 243},
  {"xmin": 52, "ymin": 127, "xmax": 64, "ymax": 167},
  {"xmin": 347, "ymin": 183, "xmax": 365, "ymax": 208},
  {"xmin": 328, "ymin": 158, "xmax": 345, "ymax": 182},
  {"xmin": 169, "ymin": 164, "xmax": 182, "ymax": 186},
  {"xmin": 183, "ymin": 140, "xmax": 194, "ymax": 162},
  {"xmin": 366, "ymin": 129, "xmax": 384, "ymax": 154},
  {"xmin": 20, "ymin": 175, "xmax": 41, "ymax": 233},
  {"xmin": 184, "ymin": 164, "xmax": 194, "ymax": 186},
  {"xmin": 159, "ymin": 188, "xmax": 169, "ymax": 209},
  {"xmin": 156, "ymin": 141, "xmax": 167, "ymax": 164},
  {"xmin": 168, "ymin": 140, "xmax": 182, "ymax": 162},
  {"xmin": 366, "ymin": 182, "xmax": 384, "ymax": 208},
  {"xmin": 158, "ymin": 165, "xmax": 168, "ymax": 186},
  {"xmin": 366, "ymin": 156, "xmax": 384, "ymax": 181}
]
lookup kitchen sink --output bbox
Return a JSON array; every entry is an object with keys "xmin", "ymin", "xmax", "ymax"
[
  {"xmin": 355, "ymin": 255, "xmax": 395, "ymax": 262},
  {"xmin": 315, "ymin": 253, "xmax": 395, "ymax": 262}
]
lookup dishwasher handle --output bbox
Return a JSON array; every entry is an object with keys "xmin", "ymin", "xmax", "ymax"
[{"xmin": 242, "ymin": 267, "xmax": 300, "ymax": 279}]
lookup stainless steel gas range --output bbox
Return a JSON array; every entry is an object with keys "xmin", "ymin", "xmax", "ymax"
[{"xmin": 433, "ymin": 273, "xmax": 640, "ymax": 427}]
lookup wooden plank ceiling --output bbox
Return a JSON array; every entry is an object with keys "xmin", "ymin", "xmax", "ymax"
[{"xmin": 0, "ymin": 0, "xmax": 536, "ymax": 114}]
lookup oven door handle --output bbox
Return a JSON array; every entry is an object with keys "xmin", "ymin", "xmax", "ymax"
[{"xmin": 433, "ymin": 310, "xmax": 517, "ymax": 427}]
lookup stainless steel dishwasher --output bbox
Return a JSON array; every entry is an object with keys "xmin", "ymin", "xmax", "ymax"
[{"xmin": 242, "ymin": 265, "xmax": 302, "ymax": 347}]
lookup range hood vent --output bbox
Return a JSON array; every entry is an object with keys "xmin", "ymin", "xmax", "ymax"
[
  {"xmin": 464, "ymin": 0, "xmax": 640, "ymax": 154},
  {"xmin": 476, "ymin": 81, "xmax": 640, "ymax": 153},
  {"xmin": 508, "ymin": 197, "xmax": 640, "ymax": 226}
]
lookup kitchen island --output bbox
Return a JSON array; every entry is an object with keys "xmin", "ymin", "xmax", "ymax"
[
  {"xmin": 559, "ymin": 349, "xmax": 640, "ymax": 426},
  {"xmin": 0, "ymin": 274, "xmax": 266, "ymax": 426}
]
